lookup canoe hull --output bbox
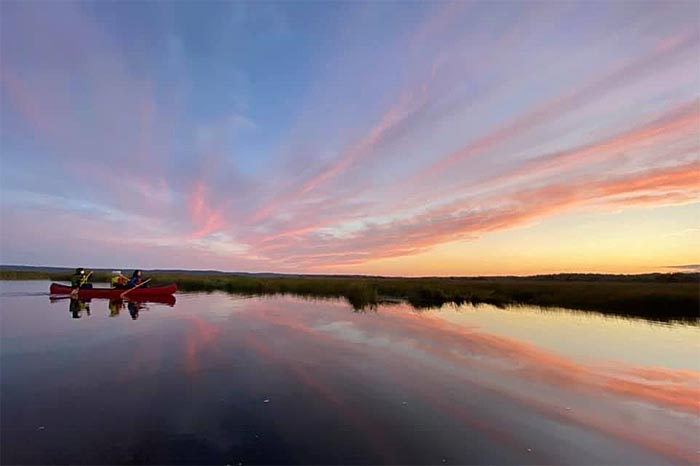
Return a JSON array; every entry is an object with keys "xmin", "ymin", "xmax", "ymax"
[{"xmin": 49, "ymin": 283, "xmax": 177, "ymax": 299}]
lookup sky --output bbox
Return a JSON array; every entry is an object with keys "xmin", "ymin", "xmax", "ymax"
[{"xmin": 1, "ymin": 1, "xmax": 698, "ymax": 276}]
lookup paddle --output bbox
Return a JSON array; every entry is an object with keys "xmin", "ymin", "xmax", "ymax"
[{"xmin": 120, "ymin": 278, "xmax": 152, "ymax": 299}]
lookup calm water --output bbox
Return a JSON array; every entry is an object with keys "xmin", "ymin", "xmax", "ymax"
[{"xmin": 1, "ymin": 280, "xmax": 699, "ymax": 465}]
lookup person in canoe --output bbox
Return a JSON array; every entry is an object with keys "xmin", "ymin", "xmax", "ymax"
[
  {"xmin": 71, "ymin": 268, "xmax": 93, "ymax": 291},
  {"xmin": 110, "ymin": 270, "xmax": 128, "ymax": 289},
  {"xmin": 127, "ymin": 270, "xmax": 149, "ymax": 288}
]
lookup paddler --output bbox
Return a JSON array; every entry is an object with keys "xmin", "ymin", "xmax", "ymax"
[
  {"xmin": 127, "ymin": 270, "xmax": 148, "ymax": 288},
  {"xmin": 71, "ymin": 268, "xmax": 93, "ymax": 291},
  {"xmin": 110, "ymin": 270, "xmax": 128, "ymax": 289}
]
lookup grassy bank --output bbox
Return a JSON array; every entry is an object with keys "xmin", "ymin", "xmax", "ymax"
[
  {"xmin": 5, "ymin": 269, "xmax": 697, "ymax": 322},
  {"xmin": 158, "ymin": 274, "xmax": 697, "ymax": 322}
]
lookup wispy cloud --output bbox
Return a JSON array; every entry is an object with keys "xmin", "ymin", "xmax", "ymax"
[
  {"xmin": 663, "ymin": 264, "xmax": 700, "ymax": 272},
  {"xmin": 1, "ymin": 1, "xmax": 698, "ymax": 273},
  {"xmin": 250, "ymin": 161, "xmax": 699, "ymax": 269}
]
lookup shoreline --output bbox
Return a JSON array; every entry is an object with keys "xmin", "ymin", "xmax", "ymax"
[{"xmin": 3, "ymin": 270, "xmax": 698, "ymax": 322}]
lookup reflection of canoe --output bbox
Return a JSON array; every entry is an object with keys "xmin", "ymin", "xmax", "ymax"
[
  {"xmin": 49, "ymin": 294, "xmax": 177, "ymax": 307},
  {"xmin": 49, "ymin": 283, "xmax": 177, "ymax": 299}
]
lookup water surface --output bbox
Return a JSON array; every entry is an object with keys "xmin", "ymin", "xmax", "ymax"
[{"xmin": 2, "ymin": 280, "xmax": 698, "ymax": 465}]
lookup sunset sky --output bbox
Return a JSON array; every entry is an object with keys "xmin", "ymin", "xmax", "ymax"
[{"xmin": 1, "ymin": 1, "xmax": 698, "ymax": 275}]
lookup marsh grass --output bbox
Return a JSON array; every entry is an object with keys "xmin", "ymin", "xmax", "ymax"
[
  {"xmin": 3, "ymin": 269, "xmax": 697, "ymax": 321},
  {"xmin": 140, "ymin": 274, "xmax": 700, "ymax": 321}
]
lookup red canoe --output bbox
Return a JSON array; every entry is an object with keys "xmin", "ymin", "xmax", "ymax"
[{"xmin": 50, "ymin": 283, "xmax": 177, "ymax": 299}]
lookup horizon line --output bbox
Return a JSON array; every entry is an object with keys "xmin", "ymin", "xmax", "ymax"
[{"xmin": 2, "ymin": 263, "xmax": 698, "ymax": 279}]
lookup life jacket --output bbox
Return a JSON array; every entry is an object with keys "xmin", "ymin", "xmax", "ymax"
[
  {"xmin": 111, "ymin": 276, "xmax": 127, "ymax": 287},
  {"xmin": 72, "ymin": 273, "xmax": 88, "ymax": 288}
]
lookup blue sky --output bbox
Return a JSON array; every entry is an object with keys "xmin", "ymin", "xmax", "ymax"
[{"xmin": 1, "ymin": 1, "xmax": 698, "ymax": 274}]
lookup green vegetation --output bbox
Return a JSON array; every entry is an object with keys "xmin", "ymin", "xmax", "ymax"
[
  {"xmin": 150, "ymin": 273, "xmax": 382, "ymax": 311},
  {"xmin": 0, "ymin": 270, "xmax": 113, "ymax": 282},
  {"xmin": 3, "ymin": 269, "xmax": 698, "ymax": 322},
  {"xmin": 0, "ymin": 270, "xmax": 52, "ymax": 280}
]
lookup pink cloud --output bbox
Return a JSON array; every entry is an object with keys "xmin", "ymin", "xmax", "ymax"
[
  {"xmin": 418, "ymin": 31, "xmax": 699, "ymax": 181},
  {"xmin": 252, "ymin": 161, "xmax": 699, "ymax": 270},
  {"xmin": 249, "ymin": 94, "xmax": 419, "ymax": 225},
  {"xmin": 2, "ymin": 3, "xmax": 698, "ymax": 274},
  {"xmin": 188, "ymin": 182, "xmax": 225, "ymax": 239}
]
